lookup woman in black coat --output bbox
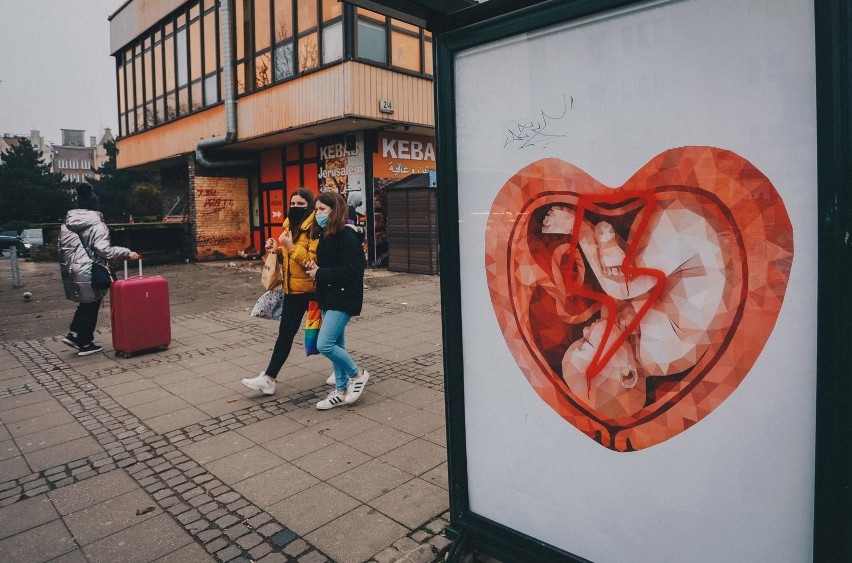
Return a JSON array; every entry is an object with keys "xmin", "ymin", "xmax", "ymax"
[{"xmin": 305, "ymin": 191, "xmax": 369, "ymax": 409}]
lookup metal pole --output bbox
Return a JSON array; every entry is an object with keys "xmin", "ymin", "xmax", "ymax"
[{"xmin": 10, "ymin": 245, "xmax": 22, "ymax": 288}]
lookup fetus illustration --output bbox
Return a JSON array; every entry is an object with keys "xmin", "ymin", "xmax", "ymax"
[
  {"xmin": 541, "ymin": 196, "xmax": 729, "ymax": 420},
  {"xmin": 485, "ymin": 148, "xmax": 793, "ymax": 451}
]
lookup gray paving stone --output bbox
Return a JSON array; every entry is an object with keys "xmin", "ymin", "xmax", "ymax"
[
  {"xmin": 224, "ymin": 522, "xmax": 251, "ymax": 541},
  {"xmin": 256, "ymin": 522, "xmax": 283, "ymax": 537},
  {"xmin": 235, "ymin": 415, "xmax": 305, "ymax": 443},
  {"xmin": 233, "ymin": 464, "xmax": 319, "ymax": 509},
  {"xmin": 49, "ymin": 548, "xmax": 90, "ymax": 563},
  {"xmin": 155, "ymin": 541, "xmax": 217, "ymax": 562},
  {"xmin": 48, "ymin": 469, "xmax": 137, "ymax": 515},
  {"xmin": 235, "ymin": 531, "xmax": 263, "ymax": 550},
  {"xmin": 0, "ymin": 493, "xmax": 59, "ymax": 540},
  {"xmin": 215, "ymin": 544, "xmax": 242, "ymax": 562},
  {"xmin": 369, "ymin": 478, "xmax": 449, "ymax": 530},
  {"xmin": 14, "ymin": 422, "xmax": 90, "ymax": 455},
  {"xmin": 307, "ymin": 504, "xmax": 408, "ymax": 563},
  {"xmin": 292, "ymin": 441, "xmax": 372, "ymax": 481},
  {"xmin": 379, "ymin": 438, "xmax": 446, "ymax": 477},
  {"xmin": 205, "ymin": 446, "xmax": 283, "ymax": 485},
  {"xmin": 197, "ymin": 529, "xmax": 221, "ymax": 543},
  {"xmin": 258, "ymin": 553, "xmax": 287, "ymax": 563},
  {"xmin": 328, "ymin": 459, "xmax": 414, "ymax": 503},
  {"xmin": 295, "ymin": 550, "xmax": 328, "ymax": 563},
  {"xmin": 373, "ymin": 547, "xmax": 402, "ymax": 563},
  {"xmin": 283, "ymin": 538, "xmax": 310, "ymax": 556},
  {"xmin": 0, "ymin": 456, "xmax": 32, "ymax": 482},
  {"xmin": 267, "ymin": 483, "xmax": 359, "ymax": 536},
  {"xmin": 24, "ymin": 436, "xmax": 103, "ymax": 472},
  {"xmin": 146, "ymin": 407, "xmax": 210, "ymax": 434},
  {"xmin": 346, "ymin": 424, "xmax": 415, "ymax": 458},
  {"xmin": 248, "ymin": 542, "xmax": 273, "ymax": 560},
  {"xmin": 0, "ymin": 519, "xmax": 76, "ymax": 562},
  {"xmin": 82, "ymin": 513, "xmax": 191, "ymax": 563},
  {"xmin": 64, "ymin": 489, "xmax": 161, "ymax": 545}
]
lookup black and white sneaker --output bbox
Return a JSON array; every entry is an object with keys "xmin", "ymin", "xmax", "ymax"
[
  {"xmin": 316, "ymin": 390, "xmax": 346, "ymax": 410},
  {"xmin": 344, "ymin": 369, "xmax": 369, "ymax": 405},
  {"xmin": 61, "ymin": 333, "xmax": 81, "ymax": 350},
  {"xmin": 77, "ymin": 343, "xmax": 103, "ymax": 356}
]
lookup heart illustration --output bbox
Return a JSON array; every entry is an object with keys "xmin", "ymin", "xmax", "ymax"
[{"xmin": 485, "ymin": 147, "xmax": 793, "ymax": 451}]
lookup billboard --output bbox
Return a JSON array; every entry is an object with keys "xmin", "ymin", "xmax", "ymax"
[{"xmin": 446, "ymin": 0, "xmax": 820, "ymax": 561}]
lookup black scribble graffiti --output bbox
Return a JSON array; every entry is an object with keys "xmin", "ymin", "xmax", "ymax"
[{"xmin": 504, "ymin": 94, "xmax": 573, "ymax": 149}]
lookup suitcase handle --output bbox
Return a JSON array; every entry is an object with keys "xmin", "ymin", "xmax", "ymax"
[{"xmin": 123, "ymin": 259, "xmax": 143, "ymax": 279}]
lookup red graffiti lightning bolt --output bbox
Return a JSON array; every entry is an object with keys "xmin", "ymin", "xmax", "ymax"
[{"xmin": 565, "ymin": 191, "xmax": 667, "ymax": 387}]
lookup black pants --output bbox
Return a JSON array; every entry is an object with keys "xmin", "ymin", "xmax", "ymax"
[
  {"xmin": 70, "ymin": 299, "xmax": 102, "ymax": 345},
  {"xmin": 265, "ymin": 292, "xmax": 314, "ymax": 378}
]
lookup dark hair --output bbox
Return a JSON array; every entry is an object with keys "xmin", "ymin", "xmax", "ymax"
[
  {"xmin": 76, "ymin": 182, "xmax": 99, "ymax": 211},
  {"xmin": 289, "ymin": 187, "xmax": 314, "ymax": 207},
  {"xmin": 316, "ymin": 191, "xmax": 347, "ymax": 235},
  {"xmin": 76, "ymin": 182, "xmax": 93, "ymax": 197}
]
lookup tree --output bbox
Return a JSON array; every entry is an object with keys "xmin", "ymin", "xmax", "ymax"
[
  {"xmin": 132, "ymin": 184, "xmax": 163, "ymax": 217},
  {"xmin": 92, "ymin": 141, "xmax": 159, "ymax": 222},
  {"xmin": 0, "ymin": 138, "xmax": 73, "ymax": 225}
]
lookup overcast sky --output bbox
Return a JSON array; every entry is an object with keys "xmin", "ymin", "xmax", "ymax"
[{"xmin": 0, "ymin": 0, "xmax": 122, "ymax": 146}]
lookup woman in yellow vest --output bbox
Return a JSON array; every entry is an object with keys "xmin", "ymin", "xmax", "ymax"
[{"xmin": 242, "ymin": 188, "xmax": 318, "ymax": 395}]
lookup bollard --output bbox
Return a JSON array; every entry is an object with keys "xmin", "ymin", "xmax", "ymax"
[{"xmin": 10, "ymin": 245, "xmax": 22, "ymax": 288}]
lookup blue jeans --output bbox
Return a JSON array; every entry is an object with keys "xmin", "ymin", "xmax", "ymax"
[{"xmin": 318, "ymin": 310, "xmax": 358, "ymax": 392}]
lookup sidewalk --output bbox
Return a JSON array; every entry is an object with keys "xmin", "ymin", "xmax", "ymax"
[{"xmin": 0, "ymin": 257, "xmax": 450, "ymax": 563}]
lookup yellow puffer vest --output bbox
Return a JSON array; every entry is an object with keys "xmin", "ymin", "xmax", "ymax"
[{"xmin": 280, "ymin": 211, "xmax": 318, "ymax": 294}]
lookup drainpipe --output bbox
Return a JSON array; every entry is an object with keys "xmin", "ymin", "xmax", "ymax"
[{"xmin": 195, "ymin": 0, "xmax": 252, "ymax": 168}]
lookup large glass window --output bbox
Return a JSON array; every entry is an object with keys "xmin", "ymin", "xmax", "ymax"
[
  {"xmin": 357, "ymin": 18, "xmax": 386, "ymax": 63},
  {"xmin": 354, "ymin": 9, "xmax": 433, "ymax": 75},
  {"xmin": 114, "ymin": 0, "xmax": 434, "ymax": 137}
]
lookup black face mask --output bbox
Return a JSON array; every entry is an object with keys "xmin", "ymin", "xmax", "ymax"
[{"xmin": 287, "ymin": 206, "xmax": 307, "ymax": 229}]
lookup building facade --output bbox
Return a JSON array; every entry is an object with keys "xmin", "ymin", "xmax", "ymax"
[
  {"xmin": 109, "ymin": 0, "xmax": 437, "ymax": 263},
  {"xmin": 52, "ymin": 129, "xmax": 96, "ymax": 183},
  {"xmin": 0, "ymin": 130, "xmax": 53, "ymax": 166}
]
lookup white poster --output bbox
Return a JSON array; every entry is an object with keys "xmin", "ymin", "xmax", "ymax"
[{"xmin": 454, "ymin": 0, "xmax": 816, "ymax": 561}]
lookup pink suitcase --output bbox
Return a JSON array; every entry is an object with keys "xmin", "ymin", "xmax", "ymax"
[{"xmin": 110, "ymin": 260, "xmax": 171, "ymax": 358}]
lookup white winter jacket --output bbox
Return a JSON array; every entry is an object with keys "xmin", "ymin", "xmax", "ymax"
[{"xmin": 58, "ymin": 209, "xmax": 131, "ymax": 303}]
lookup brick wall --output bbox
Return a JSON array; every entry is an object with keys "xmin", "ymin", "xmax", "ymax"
[{"xmin": 191, "ymin": 175, "xmax": 250, "ymax": 260}]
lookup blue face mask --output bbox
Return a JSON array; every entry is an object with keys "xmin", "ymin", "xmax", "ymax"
[{"xmin": 315, "ymin": 213, "xmax": 329, "ymax": 228}]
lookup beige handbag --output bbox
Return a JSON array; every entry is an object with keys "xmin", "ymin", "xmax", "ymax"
[{"xmin": 260, "ymin": 251, "xmax": 283, "ymax": 290}]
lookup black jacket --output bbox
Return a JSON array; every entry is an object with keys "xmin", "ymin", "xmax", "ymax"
[{"xmin": 314, "ymin": 227, "xmax": 365, "ymax": 316}]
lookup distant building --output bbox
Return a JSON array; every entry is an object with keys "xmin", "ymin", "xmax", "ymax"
[
  {"xmin": 0, "ymin": 130, "xmax": 53, "ymax": 166},
  {"xmin": 94, "ymin": 128, "xmax": 115, "ymax": 171},
  {"xmin": 51, "ymin": 129, "xmax": 114, "ymax": 182}
]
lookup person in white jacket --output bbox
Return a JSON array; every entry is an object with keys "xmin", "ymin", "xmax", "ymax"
[{"xmin": 58, "ymin": 182, "xmax": 139, "ymax": 356}]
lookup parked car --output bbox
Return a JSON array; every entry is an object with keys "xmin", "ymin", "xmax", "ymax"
[
  {"xmin": 20, "ymin": 228, "xmax": 44, "ymax": 256},
  {"xmin": 0, "ymin": 231, "xmax": 25, "ymax": 257}
]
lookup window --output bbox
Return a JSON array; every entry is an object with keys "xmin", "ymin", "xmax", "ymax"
[
  {"xmin": 115, "ymin": 0, "xmax": 223, "ymax": 135},
  {"xmin": 353, "ymin": 9, "xmax": 432, "ymax": 75},
  {"xmin": 322, "ymin": 21, "xmax": 343, "ymax": 64},
  {"xmin": 356, "ymin": 12, "xmax": 387, "ymax": 64},
  {"xmin": 272, "ymin": 0, "xmax": 294, "ymax": 81}
]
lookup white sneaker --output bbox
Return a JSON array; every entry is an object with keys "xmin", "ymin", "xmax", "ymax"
[
  {"xmin": 241, "ymin": 373, "xmax": 276, "ymax": 395},
  {"xmin": 326, "ymin": 372, "xmax": 336, "ymax": 386},
  {"xmin": 316, "ymin": 389, "xmax": 346, "ymax": 410},
  {"xmin": 344, "ymin": 369, "xmax": 369, "ymax": 404}
]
